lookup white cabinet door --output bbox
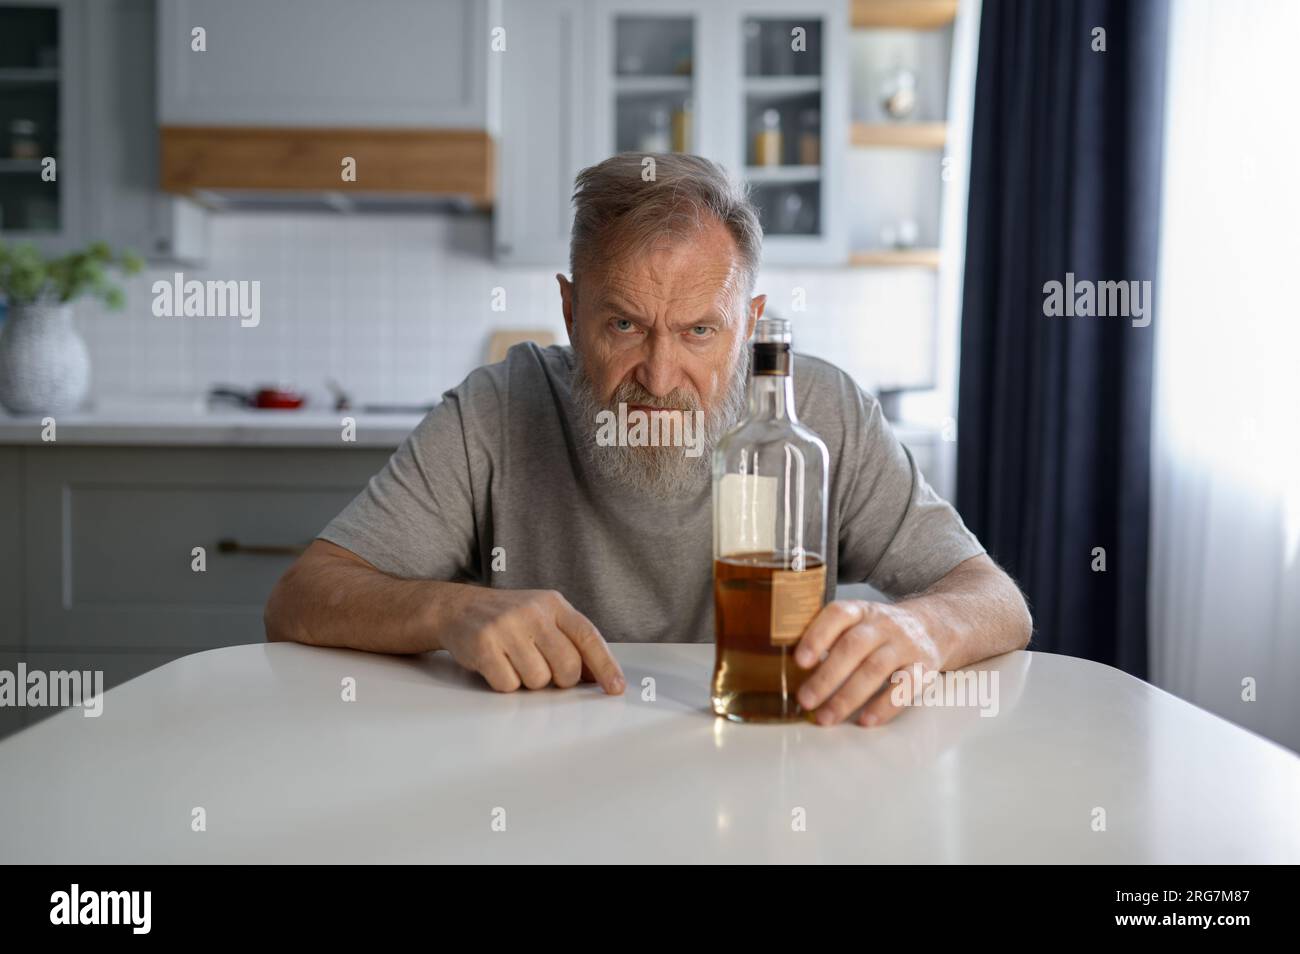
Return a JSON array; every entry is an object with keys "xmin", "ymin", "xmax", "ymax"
[
  {"xmin": 494, "ymin": 0, "xmax": 596, "ymax": 267},
  {"xmin": 158, "ymin": 0, "xmax": 493, "ymax": 127},
  {"xmin": 21, "ymin": 447, "xmax": 392, "ymax": 651},
  {"xmin": 82, "ymin": 0, "xmax": 207, "ymax": 262},
  {"xmin": 724, "ymin": 0, "xmax": 848, "ymax": 265}
]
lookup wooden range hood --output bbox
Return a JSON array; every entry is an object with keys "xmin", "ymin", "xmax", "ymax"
[{"xmin": 160, "ymin": 127, "xmax": 494, "ymax": 206}]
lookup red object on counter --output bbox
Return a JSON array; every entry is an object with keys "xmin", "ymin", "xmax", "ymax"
[{"xmin": 251, "ymin": 388, "xmax": 305, "ymax": 409}]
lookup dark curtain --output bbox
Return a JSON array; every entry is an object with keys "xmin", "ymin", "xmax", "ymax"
[{"xmin": 956, "ymin": 0, "xmax": 1169, "ymax": 677}]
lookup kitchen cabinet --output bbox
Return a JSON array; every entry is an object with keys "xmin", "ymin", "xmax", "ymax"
[
  {"xmin": 495, "ymin": 0, "xmax": 847, "ymax": 267},
  {"xmin": 0, "ymin": 449, "xmax": 23, "ymax": 644},
  {"xmin": 0, "ymin": 0, "xmax": 88, "ymax": 252},
  {"xmin": 0, "ymin": 0, "xmax": 206, "ymax": 261},
  {"xmin": 0, "ymin": 444, "xmax": 389, "ymax": 738},
  {"xmin": 494, "ymin": 0, "xmax": 596, "ymax": 264},
  {"xmin": 157, "ymin": 0, "xmax": 499, "ymax": 128},
  {"xmin": 155, "ymin": 0, "xmax": 499, "ymax": 204},
  {"xmin": 16, "ymin": 445, "xmax": 389, "ymax": 651},
  {"xmin": 724, "ymin": 0, "xmax": 848, "ymax": 264},
  {"xmin": 589, "ymin": 1, "xmax": 722, "ymax": 160},
  {"xmin": 83, "ymin": 0, "xmax": 207, "ymax": 262}
]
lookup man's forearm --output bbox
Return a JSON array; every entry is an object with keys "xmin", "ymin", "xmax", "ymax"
[
  {"xmin": 265, "ymin": 543, "xmax": 461, "ymax": 654},
  {"xmin": 895, "ymin": 554, "xmax": 1032, "ymax": 671}
]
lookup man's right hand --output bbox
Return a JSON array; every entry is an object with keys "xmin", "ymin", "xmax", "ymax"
[
  {"xmin": 437, "ymin": 587, "xmax": 626, "ymax": 695},
  {"xmin": 265, "ymin": 541, "xmax": 625, "ymax": 695}
]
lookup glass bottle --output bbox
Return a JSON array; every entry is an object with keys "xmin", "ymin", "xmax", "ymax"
[
  {"xmin": 753, "ymin": 108, "xmax": 783, "ymax": 166},
  {"xmin": 9, "ymin": 119, "xmax": 40, "ymax": 160},
  {"xmin": 672, "ymin": 98, "xmax": 692, "ymax": 153},
  {"xmin": 711, "ymin": 318, "xmax": 829, "ymax": 722}
]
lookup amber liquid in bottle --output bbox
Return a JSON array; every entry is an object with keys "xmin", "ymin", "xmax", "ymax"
[{"xmin": 712, "ymin": 552, "xmax": 825, "ymax": 723}]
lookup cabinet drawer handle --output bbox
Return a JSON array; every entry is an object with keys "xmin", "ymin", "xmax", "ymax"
[{"xmin": 216, "ymin": 538, "xmax": 305, "ymax": 557}]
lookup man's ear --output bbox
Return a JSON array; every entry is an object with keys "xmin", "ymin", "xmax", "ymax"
[
  {"xmin": 557, "ymin": 274, "xmax": 576, "ymax": 340},
  {"xmin": 746, "ymin": 294, "xmax": 766, "ymax": 339}
]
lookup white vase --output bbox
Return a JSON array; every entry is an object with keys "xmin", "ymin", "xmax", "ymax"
[{"xmin": 0, "ymin": 302, "xmax": 91, "ymax": 414}]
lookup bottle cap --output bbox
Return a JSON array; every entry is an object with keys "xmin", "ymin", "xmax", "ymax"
[
  {"xmin": 752, "ymin": 318, "xmax": 792, "ymax": 375},
  {"xmin": 754, "ymin": 317, "xmax": 791, "ymax": 344}
]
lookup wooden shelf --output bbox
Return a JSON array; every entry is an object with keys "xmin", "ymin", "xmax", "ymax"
[
  {"xmin": 851, "ymin": 121, "xmax": 947, "ymax": 148},
  {"xmin": 851, "ymin": 0, "xmax": 959, "ymax": 29},
  {"xmin": 849, "ymin": 248, "xmax": 941, "ymax": 268},
  {"xmin": 160, "ymin": 127, "xmax": 495, "ymax": 204}
]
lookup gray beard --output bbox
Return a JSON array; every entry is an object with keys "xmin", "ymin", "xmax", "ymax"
[{"xmin": 570, "ymin": 346, "xmax": 750, "ymax": 500}]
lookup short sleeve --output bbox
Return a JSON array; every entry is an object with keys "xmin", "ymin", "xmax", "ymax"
[
  {"xmin": 317, "ymin": 393, "xmax": 481, "ymax": 582},
  {"xmin": 835, "ymin": 389, "xmax": 985, "ymax": 597}
]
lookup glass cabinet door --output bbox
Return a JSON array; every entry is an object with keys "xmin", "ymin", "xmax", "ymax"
[
  {"xmin": 610, "ymin": 13, "xmax": 697, "ymax": 156},
  {"xmin": 0, "ymin": 3, "xmax": 62, "ymax": 236},
  {"xmin": 741, "ymin": 14, "xmax": 826, "ymax": 243},
  {"xmin": 590, "ymin": 0, "xmax": 845, "ymax": 265}
]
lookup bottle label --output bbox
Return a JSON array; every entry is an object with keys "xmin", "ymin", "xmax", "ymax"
[
  {"xmin": 770, "ymin": 564, "xmax": 826, "ymax": 645},
  {"xmin": 716, "ymin": 473, "xmax": 777, "ymax": 555}
]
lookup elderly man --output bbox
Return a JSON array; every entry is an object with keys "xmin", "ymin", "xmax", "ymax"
[{"xmin": 265, "ymin": 153, "xmax": 1031, "ymax": 727}]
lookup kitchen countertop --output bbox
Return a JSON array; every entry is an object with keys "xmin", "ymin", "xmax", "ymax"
[
  {"xmin": 1, "ymin": 405, "xmax": 943, "ymax": 449},
  {"xmin": 1, "ymin": 642, "xmax": 1297, "ymax": 863},
  {"xmin": 0, "ymin": 405, "xmax": 426, "ymax": 448}
]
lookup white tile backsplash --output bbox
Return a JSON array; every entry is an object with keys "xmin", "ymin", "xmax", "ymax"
[{"xmin": 73, "ymin": 211, "xmax": 937, "ymax": 407}]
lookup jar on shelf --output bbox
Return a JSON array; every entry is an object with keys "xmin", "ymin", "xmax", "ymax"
[
  {"xmin": 754, "ymin": 108, "xmax": 783, "ymax": 166},
  {"xmin": 797, "ymin": 108, "xmax": 821, "ymax": 165},
  {"xmin": 638, "ymin": 106, "xmax": 671, "ymax": 153},
  {"xmin": 9, "ymin": 119, "xmax": 40, "ymax": 160},
  {"xmin": 880, "ymin": 64, "xmax": 918, "ymax": 120},
  {"xmin": 672, "ymin": 99, "xmax": 692, "ymax": 153},
  {"xmin": 672, "ymin": 43, "xmax": 692, "ymax": 76},
  {"xmin": 879, "ymin": 218, "xmax": 919, "ymax": 249}
]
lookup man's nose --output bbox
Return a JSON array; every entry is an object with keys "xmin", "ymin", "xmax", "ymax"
[{"xmin": 634, "ymin": 334, "xmax": 685, "ymax": 400}]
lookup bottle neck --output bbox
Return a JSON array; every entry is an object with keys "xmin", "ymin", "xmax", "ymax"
[{"xmin": 747, "ymin": 372, "xmax": 797, "ymax": 422}]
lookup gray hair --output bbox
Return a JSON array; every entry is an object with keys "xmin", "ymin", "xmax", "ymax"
[{"xmin": 569, "ymin": 152, "xmax": 763, "ymax": 304}]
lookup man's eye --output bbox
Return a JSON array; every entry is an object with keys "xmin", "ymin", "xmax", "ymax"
[
  {"xmin": 612, "ymin": 318, "xmax": 636, "ymax": 332},
  {"xmin": 688, "ymin": 326, "xmax": 714, "ymax": 338}
]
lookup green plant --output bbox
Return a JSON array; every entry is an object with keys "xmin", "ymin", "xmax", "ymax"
[{"xmin": 0, "ymin": 240, "xmax": 144, "ymax": 310}]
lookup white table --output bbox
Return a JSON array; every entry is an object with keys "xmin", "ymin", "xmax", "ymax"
[{"xmin": 1, "ymin": 643, "xmax": 1297, "ymax": 863}]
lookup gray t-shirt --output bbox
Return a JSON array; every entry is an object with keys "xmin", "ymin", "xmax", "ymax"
[{"xmin": 319, "ymin": 342, "xmax": 984, "ymax": 643}]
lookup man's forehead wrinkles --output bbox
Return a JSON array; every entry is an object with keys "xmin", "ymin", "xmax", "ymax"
[{"xmin": 599, "ymin": 270, "xmax": 741, "ymax": 310}]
